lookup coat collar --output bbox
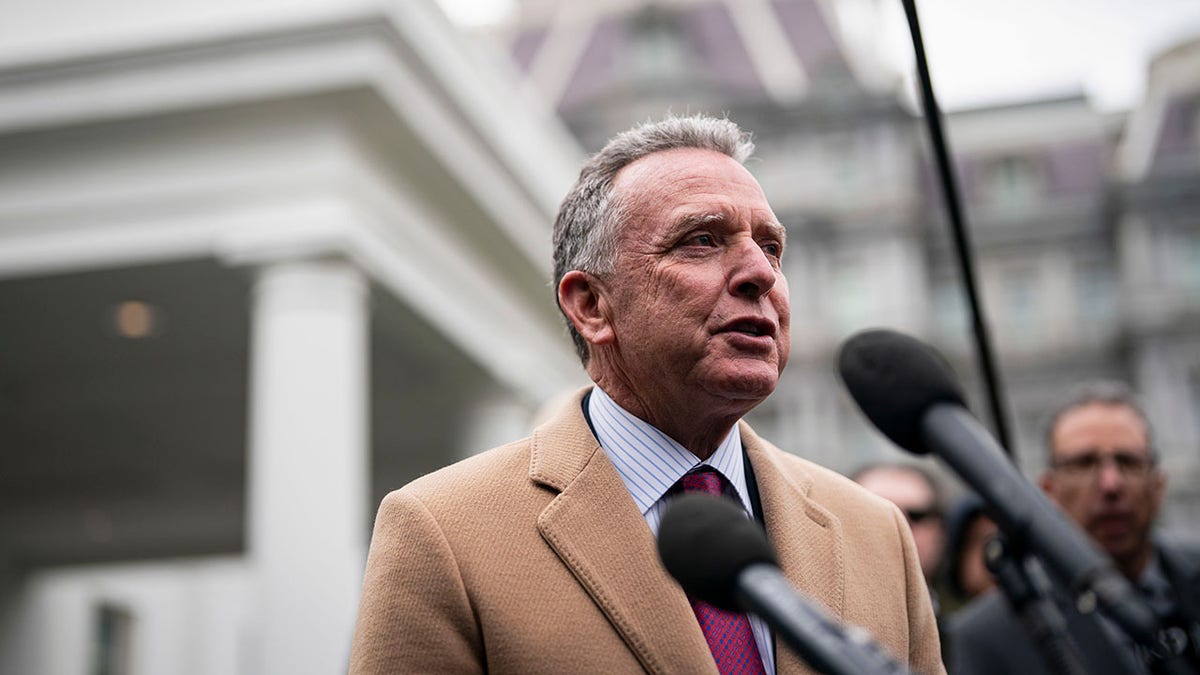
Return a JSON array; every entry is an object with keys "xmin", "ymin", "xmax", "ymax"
[
  {"xmin": 531, "ymin": 387, "xmax": 716, "ymax": 674},
  {"xmin": 529, "ymin": 387, "xmax": 845, "ymax": 675}
]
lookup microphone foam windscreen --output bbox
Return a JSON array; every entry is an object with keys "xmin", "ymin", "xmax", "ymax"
[
  {"xmin": 656, "ymin": 493, "xmax": 778, "ymax": 611},
  {"xmin": 837, "ymin": 328, "xmax": 966, "ymax": 455}
]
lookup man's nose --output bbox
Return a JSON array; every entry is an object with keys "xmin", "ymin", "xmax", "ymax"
[
  {"xmin": 1096, "ymin": 459, "xmax": 1126, "ymax": 492},
  {"xmin": 728, "ymin": 240, "xmax": 777, "ymax": 299}
]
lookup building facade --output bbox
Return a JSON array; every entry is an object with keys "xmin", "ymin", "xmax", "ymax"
[{"xmin": 0, "ymin": 1, "xmax": 585, "ymax": 673}]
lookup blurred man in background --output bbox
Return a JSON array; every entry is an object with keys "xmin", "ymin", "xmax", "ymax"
[
  {"xmin": 853, "ymin": 463, "xmax": 947, "ymax": 592},
  {"xmin": 949, "ymin": 381, "xmax": 1200, "ymax": 674}
]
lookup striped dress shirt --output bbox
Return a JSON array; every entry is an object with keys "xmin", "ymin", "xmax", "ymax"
[{"xmin": 588, "ymin": 385, "xmax": 776, "ymax": 674}]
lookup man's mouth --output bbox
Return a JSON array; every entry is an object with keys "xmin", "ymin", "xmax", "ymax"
[
  {"xmin": 1089, "ymin": 512, "xmax": 1133, "ymax": 538},
  {"xmin": 721, "ymin": 318, "xmax": 775, "ymax": 338}
]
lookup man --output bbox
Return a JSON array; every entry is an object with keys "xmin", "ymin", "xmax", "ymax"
[
  {"xmin": 853, "ymin": 463, "xmax": 947, "ymax": 587},
  {"xmin": 948, "ymin": 381, "xmax": 1200, "ymax": 674},
  {"xmin": 349, "ymin": 115, "xmax": 943, "ymax": 674}
]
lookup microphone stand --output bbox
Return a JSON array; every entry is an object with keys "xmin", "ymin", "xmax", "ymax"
[
  {"xmin": 985, "ymin": 533, "xmax": 1090, "ymax": 675},
  {"xmin": 988, "ymin": 533, "xmax": 1197, "ymax": 675}
]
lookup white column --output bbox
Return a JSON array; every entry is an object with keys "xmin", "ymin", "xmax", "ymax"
[
  {"xmin": 246, "ymin": 259, "xmax": 368, "ymax": 675},
  {"xmin": 456, "ymin": 384, "xmax": 534, "ymax": 460}
]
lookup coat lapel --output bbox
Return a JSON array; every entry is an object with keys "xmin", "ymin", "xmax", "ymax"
[
  {"xmin": 1160, "ymin": 539, "xmax": 1200, "ymax": 627},
  {"xmin": 531, "ymin": 388, "xmax": 718, "ymax": 675},
  {"xmin": 742, "ymin": 422, "xmax": 846, "ymax": 675}
]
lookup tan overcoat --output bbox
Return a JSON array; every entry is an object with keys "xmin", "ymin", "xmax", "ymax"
[{"xmin": 350, "ymin": 387, "xmax": 945, "ymax": 674}]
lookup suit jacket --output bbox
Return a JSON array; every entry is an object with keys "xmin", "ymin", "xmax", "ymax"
[
  {"xmin": 946, "ymin": 540, "xmax": 1200, "ymax": 675},
  {"xmin": 349, "ymin": 387, "xmax": 944, "ymax": 674}
]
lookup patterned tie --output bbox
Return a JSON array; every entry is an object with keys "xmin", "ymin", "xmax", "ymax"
[{"xmin": 672, "ymin": 467, "xmax": 768, "ymax": 675}]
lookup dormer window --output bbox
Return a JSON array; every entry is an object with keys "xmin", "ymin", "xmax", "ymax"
[{"xmin": 979, "ymin": 153, "xmax": 1043, "ymax": 208}]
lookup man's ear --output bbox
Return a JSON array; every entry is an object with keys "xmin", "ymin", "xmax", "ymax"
[{"xmin": 558, "ymin": 270, "xmax": 615, "ymax": 347}]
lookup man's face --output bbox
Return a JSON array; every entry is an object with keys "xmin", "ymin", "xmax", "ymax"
[
  {"xmin": 596, "ymin": 147, "xmax": 790, "ymax": 417},
  {"xmin": 1040, "ymin": 402, "xmax": 1164, "ymax": 575},
  {"xmin": 856, "ymin": 467, "xmax": 945, "ymax": 579}
]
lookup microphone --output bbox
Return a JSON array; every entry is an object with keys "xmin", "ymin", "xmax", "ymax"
[
  {"xmin": 657, "ymin": 493, "xmax": 911, "ymax": 675},
  {"xmin": 836, "ymin": 328, "xmax": 1165, "ymax": 655}
]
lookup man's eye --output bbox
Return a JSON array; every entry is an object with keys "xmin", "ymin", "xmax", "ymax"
[
  {"xmin": 762, "ymin": 242, "xmax": 782, "ymax": 257},
  {"xmin": 1115, "ymin": 454, "xmax": 1148, "ymax": 470},
  {"xmin": 688, "ymin": 233, "xmax": 717, "ymax": 247}
]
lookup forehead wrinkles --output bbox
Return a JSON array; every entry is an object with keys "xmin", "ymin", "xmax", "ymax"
[
  {"xmin": 613, "ymin": 148, "xmax": 761, "ymax": 205},
  {"xmin": 611, "ymin": 149, "xmax": 782, "ymax": 249}
]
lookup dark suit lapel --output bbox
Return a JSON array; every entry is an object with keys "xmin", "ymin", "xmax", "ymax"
[
  {"xmin": 742, "ymin": 423, "xmax": 845, "ymax": 675},
  {"xmin": 1159, "ymin": 540, "xmax": 1200, "ymax": 627},
  {"xmin": 1062, "ymin": 598, "xmax": 1146, "ymax": 675},
  {"xmin": 530, "ymin": 390, "xmax": 718, "ymax": 675}
]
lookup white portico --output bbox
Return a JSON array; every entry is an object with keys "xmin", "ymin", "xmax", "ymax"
[{"xmin": 0, "ymin": 1, "xmax": 585, "ymax": 673}]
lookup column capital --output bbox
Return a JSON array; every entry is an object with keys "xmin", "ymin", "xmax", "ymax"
[{"xmin": 215, "ymin": 202, "xmax": 360, "ymax": 271}]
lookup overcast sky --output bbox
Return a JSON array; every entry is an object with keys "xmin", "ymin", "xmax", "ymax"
[
  {"xmin": 879, "ymin": 0, "xmax": 1200, "ymax": 111},
  {"xmin": 436, "ymin": 0, "xmax": 1200, "ymax": 112}
]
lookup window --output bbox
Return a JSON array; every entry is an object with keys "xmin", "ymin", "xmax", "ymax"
[
  {"xmin": 93, "ymin": 604, "xmax": 133, "ymax": 675},
  {"xmin": 824, "ymin": 132, "xmax": 858, "ymax": 193},
  {"xmin": 932, "ymin": 282, "xmax": 967, "ymax": 338},
  {"xmin": 625, "ymin": 8, "xmax": 688, "ymax": 83},
  {"xmin": 979, "ymin": 154, "xmax": 1043, "ymax": 209},
  {"xmin": 829, "ymin": 252, "xmax": 870, "ymax": 332},
  {"xmin": 1075, "ymin": 261, "xmax": 1117, "ymax": 324},
  {"xmin": 998, "ymin": 264, "xmax": 1041, "ymax": 344},
  {"xmin": 1190, "ymin": 365, "xmax": 1200, "ymax": 442},
  {"xmin": 1184, "ymin": 230, "xmax": 1200, "ymax": 292}
]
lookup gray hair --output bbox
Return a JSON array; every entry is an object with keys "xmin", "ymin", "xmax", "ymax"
[
  {"xmin": 552, "ymin": 114, "xmax": 755, "ymax": 364},
  {"xmin": 1043, "ymin": 380, "xmax": 1155, "ymax": 465}
]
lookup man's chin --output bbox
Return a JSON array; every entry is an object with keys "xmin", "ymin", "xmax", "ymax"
[
  {"xmin": 701, "ymin": 367, "xmax": 779, "ymax": 402},
  {"xmin": 1090, "ymin": 528, "xmax": 1138, "ymax": 560}
]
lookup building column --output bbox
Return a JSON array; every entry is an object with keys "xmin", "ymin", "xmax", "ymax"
[{"xmin": 246, "ymin": 259, "xmax": 368, "ymax": 675}]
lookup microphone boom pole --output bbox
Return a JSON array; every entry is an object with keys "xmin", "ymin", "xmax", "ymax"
[{"xmin": 900, "ymin": 0, "xmax": 1014, "ymax": 456}]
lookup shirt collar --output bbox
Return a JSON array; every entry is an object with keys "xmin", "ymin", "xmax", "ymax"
[{"xmin": 588, "ymin": 385, "xmax": 752, "ymax": 516}]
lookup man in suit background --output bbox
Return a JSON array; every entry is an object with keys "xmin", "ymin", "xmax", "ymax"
[
  {"xmin": 948, "ymin": 381, "xmax": 1200, "ymax": 674},
  {"xmin": 349, "ymin": 115, "xmax": 943, "ymax": 674}
]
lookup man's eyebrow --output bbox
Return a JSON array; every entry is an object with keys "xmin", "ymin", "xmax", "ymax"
[
  {"xmin": 762, "ymin": 220, "xmax": 787, "ymax": 244},
  {"xmin": 671, "ymin": 212, "xmax": 788, "ymax": 240},
  {"xmin": 674, "ymin": 212, "xmax": 726, "ymax": 231},
  {"xmin": 657, "ymin": 212, "xmax": 724, "ymax": 242}
]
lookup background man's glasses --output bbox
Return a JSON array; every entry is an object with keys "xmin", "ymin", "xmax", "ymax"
[
  {"xmin": 904, "ymin": 507, "xmax": 939, "ymax": 524},
  {"xmin": 1051, "ymin": 451, "xmax": 1155, "ymax": 479}
]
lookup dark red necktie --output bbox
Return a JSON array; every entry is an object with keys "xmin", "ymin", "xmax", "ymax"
[{"xmin": 672, "ymin": 468, "xmax": 768, "ymax": 675}]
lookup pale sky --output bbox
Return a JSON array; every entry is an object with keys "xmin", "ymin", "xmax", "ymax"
[
  {"xmin": 878, "ymin": 0, "xmax": 1200, "ymax": 111},
  {"xmin": 436, "ymin": 0, "xmax": 1200, "ymax": 112}
]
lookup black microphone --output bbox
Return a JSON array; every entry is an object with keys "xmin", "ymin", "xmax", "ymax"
[
  {"xmin": 657, "ymin": 493, "xmax": 911, "ymax": 675},
  {"xmin": 837, "ymin": 328, "xmax": 1166, "ymax": 656}
]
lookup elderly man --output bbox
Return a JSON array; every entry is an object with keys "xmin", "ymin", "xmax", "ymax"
[
  {"xmin": 948, "ymin": 381, "xmax": 1200, "ymax": 674},
  {"xmin": 349, "ymin": 115, "xmax": 943, "ymax": 674}
]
